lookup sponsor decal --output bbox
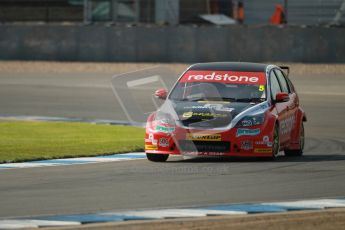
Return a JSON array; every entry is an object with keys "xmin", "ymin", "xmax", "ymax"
[
  {"xmin": 198, "ymin": 101, "xmax": 230, "ymax": 104},
  {"xmin": 203, "ymin": 104, "xmax": 234, "ymax": 112},
  {"xmin": 241, "ymin": 140, "xmax": 253, "ymax": 150},
  {"xmin": 159, "ymin": 138, "xmax": 169, "ymax": 147},
  {"xmin": 156, "ymin": 125, "xmax": 175, "ymax": 133},
  {"xmin": 182, "ymin": 151, "xmax": 225, "ymax": 156},
  {"xmin": 145, "ymin": 144, "xmax": 158, "ymax": 150},
  {"xmin": 254, "ymin": 148, "xmax": 272, "ymax": 153},
  {"xmin": 259, "ymin": 85, "xmax": 265, "ymax": 91},
  {"xmin": 179, "ymin": 70, "xmax": 266, "ymax": 85},
  {"xmin": 183, "ymin": 104, "xmax": 235, "ymax": 112},
  {"xmin": 241, "ymin": 120, "xmax": 253, "ymax": 127},
  {"xmin": 186, "ymin": 133, "xmax": 221, "ymax": 141},
  {"xmin": 255, "ymin": 135, "xmax": 273, "ymax": 147},
  {"xmin": 182, "ymin": 112, "xmax": 227, "ymax": 119},
  {"xmin": 183, "ymin": 106, "xmax": 207, "ymax": 110},
  {"xmin": 147, "ymin": 133, "xmax": 157, "ymax": 145},
  {"xmin": 236, "ymin": 128, "xmax": 261, "ymax": 137},
  {"xmin": 197, "ymin": 152, "xmax": 226, "ymax": 156},
  {"xmin": 280, "ymin": 114, "xmax": 296, "ymax": 135},
  {"xmin": 182, "ymin": 111, "xmax": 193, "ymax": 118},
  {"xmin": 198, "ymin": 152, "xmax": 225, "ymax": 156},
  {"xmin": 182, "ymin": 151, "xmax": 199, "ymax": 156}
]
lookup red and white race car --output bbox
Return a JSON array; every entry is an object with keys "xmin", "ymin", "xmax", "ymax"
[{"xmin": 145, "ymin": 62, "xmax": 306, "ymax": 161}]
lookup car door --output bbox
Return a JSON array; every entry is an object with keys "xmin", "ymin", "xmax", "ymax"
[
  {"xmin": 274, "ymin": 69, "xmax": 297, "ymax": 144},
  {"xmin": 269, "ymin": 70, "xmax": 290, "ymax": 145}
]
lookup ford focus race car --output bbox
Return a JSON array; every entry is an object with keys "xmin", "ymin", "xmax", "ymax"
[{"xmin": 145, "ymin": 62, "xmax": 306, "ymax": 162}]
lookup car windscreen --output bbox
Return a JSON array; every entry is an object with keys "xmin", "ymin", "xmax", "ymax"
[{"xmin": 169, "ymin": 70, "xmax": 267, "ymax": 103}]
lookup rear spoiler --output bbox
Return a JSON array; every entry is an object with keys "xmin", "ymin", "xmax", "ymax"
[{"xmin": 279, "ymin": 66, "xmax": 290, "ymax": 76}]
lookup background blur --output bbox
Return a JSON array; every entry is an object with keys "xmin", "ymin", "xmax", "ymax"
[
  {"xmin": 1, "ymin": 0, "xmax": 345, "ymax": 25},
  {"xmin": 0, "ymin": 0, "xmax": 345, "ymax": 62}
]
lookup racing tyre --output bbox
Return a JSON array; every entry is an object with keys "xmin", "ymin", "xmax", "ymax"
[
  {"xmin": 271, "ymin": 124, "xmax": 280, "ymax": 159},
  {"xmin": 146, "ymin": 153, "xmax": 169, "ymax": 162},
  {"xmin": 284, "ymin": 123, "xmax": 304, "ymax": 157}
]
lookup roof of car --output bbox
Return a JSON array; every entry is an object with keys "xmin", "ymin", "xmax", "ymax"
[{"xmin": 189, "ymin": 62, "xmax": 269, "ymax": 72}]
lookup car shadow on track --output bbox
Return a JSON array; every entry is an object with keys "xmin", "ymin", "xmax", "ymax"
[
  {"xmin": 280, "ymin": 154, "xmax": 345, "ymax": 162},
  {"xmin": 167, "ymin": 154, "xmax": 345, "ymax": 163}
]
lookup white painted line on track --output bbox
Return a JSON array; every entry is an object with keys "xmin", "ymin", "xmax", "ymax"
[
  {"xmin": 0, "ymin": 220, "xmax": 80, "ymax": 229},
  {"xmin": 0, "ymin": 115, "xmax": 143, "ymax": 126},
  {"xmin": 1, "ymin": 198, "xmax": 344, "ymax": 229},
  {"xmin": 0, "ymin": 153, "xmax": 146, "ymax": 170},
  {"xmin": 263, "ymin": 199, "xmax": 345, "ymax": 209},
  {"xmin": 105, "ymin": 209, "xmax": 245, "ymax": 219},
  {"xmin": 119, "ymin": 209, "xmax": 207, "ymax": 218}
]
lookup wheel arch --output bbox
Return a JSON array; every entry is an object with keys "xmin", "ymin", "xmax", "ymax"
[
  {"xmin": 302, "ymin": 113, "xmax": 307, "ymax": 122},
  {"xmin": 288, "ymin": 108, "xmax": 306, "ymax": 150}
]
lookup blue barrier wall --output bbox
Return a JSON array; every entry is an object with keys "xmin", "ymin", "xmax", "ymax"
[{"xmin": 0, "ymin": 24, "xmax": 344, "ymax": 63}]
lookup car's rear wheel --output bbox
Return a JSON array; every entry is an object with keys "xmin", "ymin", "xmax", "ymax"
[
  {"xmin": 284, "ymin": 123, "xmax": 304, "ymax": 156},
  {"xmin": 146, "ymin": 153, "xmax": 169, "ymax": 162}
]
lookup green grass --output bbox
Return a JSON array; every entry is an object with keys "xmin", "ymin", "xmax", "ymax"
[{"xmin": 0, "ymin": 120, "xmax": 145, "ymax": 163}]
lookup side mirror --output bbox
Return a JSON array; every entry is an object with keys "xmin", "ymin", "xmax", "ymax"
[
  {"xmin": 275, "ymin": 92, "xmax": 289, "ymax": 103},
  {"xmin": 154, "ymin": 88, "xmax": 167, "ymax": 100}
]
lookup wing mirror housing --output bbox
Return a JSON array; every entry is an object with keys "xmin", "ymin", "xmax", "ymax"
[
  {"xmin": 154, "ymin": 88, "xmax": 167, "ymax": 100},
  {"xmin": 275, "ymin": 92, "xmax": 289, "ymax": 103}
]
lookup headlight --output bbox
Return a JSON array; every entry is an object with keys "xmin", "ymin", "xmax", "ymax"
[
  {"xmin": 155, "ymin": 111, "xmax": 175, "ymax": 125},
  {"xmin": 236, "ymin": 113, "xmax": 265, "ymax": 127}
]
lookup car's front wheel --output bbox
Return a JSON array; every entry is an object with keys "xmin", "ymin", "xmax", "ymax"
[
  {"xmin": 146, "ymin": 153, "xmax": 169, "ymax": 162},
  {"xmin": 263, "ymin": 125, "xmax": 280, "ymax": 161},
  {"xmin": 284, "ymin": 123, "xmax": 304, "ymax": 156},
  {"xmin": 271, "ymin": 124, "xmax": 280, "ymax": 159}
]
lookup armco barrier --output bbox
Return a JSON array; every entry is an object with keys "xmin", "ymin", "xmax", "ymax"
[{"xmin": 0, "ymin": 24, "xmax": 344, "ymax": 63}]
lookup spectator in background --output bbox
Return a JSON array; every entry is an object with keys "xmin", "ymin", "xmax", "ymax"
[
  {"xmin": 270, "ymin": 4, "xmax": 286, "ymax": 25},
  {"xmin": 236, "ymin": 1, "xmax": 244, "ymax": 24},
  {"xmin": 210, "ymin": 0, "xmax": 233, "ymax": 18}
]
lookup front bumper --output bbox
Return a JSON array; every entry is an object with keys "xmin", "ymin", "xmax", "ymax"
[{"xmin": 145, "ymin": 124, "xmax": 274, "ymax": 157}]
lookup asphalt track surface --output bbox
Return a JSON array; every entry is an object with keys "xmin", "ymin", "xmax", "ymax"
[{"xmin": 0, "ymin": 68, "xmax": 345, "ymax": 219}]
